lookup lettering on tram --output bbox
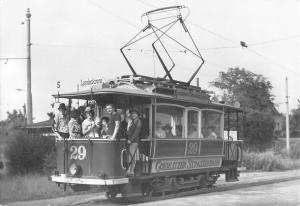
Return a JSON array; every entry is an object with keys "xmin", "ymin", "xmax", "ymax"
[
  {"xmin": 80, "ymin": 78, "xmax": 103, "ymax": 87},
  {"xmin": 154, "ymin": 158, "xmax": 222, "ymax": 172},
  {"xmin": 49, "ymin": 5, "xmax": 244, "ymax": 200}
]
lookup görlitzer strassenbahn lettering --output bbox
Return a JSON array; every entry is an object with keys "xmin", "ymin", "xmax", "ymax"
[
  {"xmin": 49, "ymin": 5, "xmax": 243, "ymax": 200},
  {"xmin": 154, "ymin": 158, "xmax": 222, "ymax": 172}
]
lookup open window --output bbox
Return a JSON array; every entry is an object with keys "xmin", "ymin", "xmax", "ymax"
[
  {"xmin": 156, "ymin": 105, "xmax": 184, "ymax": 139},
  {"xmin": 187, "ymin": 110, "xmax": 200, "ymax": 138},
  {"xmin": 201, "ymin": 110, "xmax": 223, "ymax": 139}
]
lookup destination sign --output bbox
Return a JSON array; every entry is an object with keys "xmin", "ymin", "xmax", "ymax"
[
  {"xmin": 80, "ymin": 78, "xmax": 103, "ymax": 87},
  {"xmin": 152, "ymin": 157, "xmax": 222, "ymax": 173}
]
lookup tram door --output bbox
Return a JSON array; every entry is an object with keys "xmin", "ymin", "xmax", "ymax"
[{"xmin": 136, "ymin": 104, "xmax": 152, "ymax": 174}]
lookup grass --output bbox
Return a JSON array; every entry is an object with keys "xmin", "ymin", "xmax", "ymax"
[
  {"xmin": 273, "ymin": 138, "xmax": 300, "ymax": 159},
  {"xmin": 0, "ymin": 174, "xmax": 65, "ymax": 203},
  {"xmin": 0, "ymin": 174, "xmax": 101, "ymax": 203},
  {"xmin": 243, "ymin": 150, "xmax": 300, "ymax": 171},
  {"xmin": 242, "ymin": 138, "xmax": 300, "ymax": 171}
]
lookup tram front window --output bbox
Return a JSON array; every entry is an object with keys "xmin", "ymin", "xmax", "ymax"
[
  {"xmin": 156, "ymin": 105, "xmax": 184, "ymax": 139},
  {"xmin": 201, "ymin": 110, "xmax": 222, "ymax": 139}
]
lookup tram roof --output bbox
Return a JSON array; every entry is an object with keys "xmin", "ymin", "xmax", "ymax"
[
  {"xmin": 53, "ymin": 87, "xmax": 243, "ymax": 112},
  {"xmin": 52, "ymin": 88, "xmax": 170, "ymax": 99}
]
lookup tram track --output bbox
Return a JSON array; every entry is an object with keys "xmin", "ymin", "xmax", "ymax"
[{"xmin": 71, "ymin": 173, "xmax": 300, "ymax": 206}]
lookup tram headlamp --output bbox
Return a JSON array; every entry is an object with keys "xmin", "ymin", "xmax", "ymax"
[{"xmin": 69, "ymin": 163, "xmax": 79, "ymax": 176}]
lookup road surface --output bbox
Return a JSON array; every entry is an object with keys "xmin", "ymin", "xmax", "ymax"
[
  {"xmin": 4, "ymin": 170, "xmax": 300, "ymax": 206},
  {"xmin": 137, "ymin": 179, "xmax": 300, "ymax": 206}
]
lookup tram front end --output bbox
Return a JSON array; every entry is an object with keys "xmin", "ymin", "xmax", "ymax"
[{"xmin": 50, "ymin": 138, "xmax": 129, "ymax": 190}]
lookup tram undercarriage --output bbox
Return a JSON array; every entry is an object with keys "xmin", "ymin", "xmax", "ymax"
[{"xmin": 103, "ymin": 169, "xmax": 237, "ymax": 200}]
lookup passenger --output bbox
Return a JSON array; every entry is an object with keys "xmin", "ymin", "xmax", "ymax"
[
  {"xmin": 188, "ymin": 126, "xmax": 198, "ymax": 138},
  {"xmin": 162, "ymin": 124, "xmax": 175, "ymax": 138},
  {"xmin": 126, "ymin": 109, "xmax": 142, "ymax": 175},
  {"xmin": 120, "ymin": 109, "xmax": 131, "ymax": 138},
  {"xmin": 54, "ymin": 103, "xmax": 69, "ymax": 139},
  {"xmin": 125, "ymin": 109, "xmax": 133, "ymax": 131},
  {"xmin": 207, "ymin": 126, "xmax": 217, "ymax": 139},
  {"xmin": 78, "ymin": 106, "xmax": 86, "ymax": 124},
  {"xmin": 105, "ymin": 104, "xmax": 121, "ymax": 140},
  {"xmin": 155, "ymin": 122, "xmax": 166, "ymax": 138},
  {"xmin": 100, "ymin": 117, "xmax": 109, "ymax": 138},
  {"xmin": 175, "ymin": 125, "xmax": 183, "ymax": 138},
  {"xmin": 82, "ymin": 107, "xmax": 101, "ymax": 138},
  {"xmin": 68, "ymin": 109, "xmax": 82, "ymax": 139}
]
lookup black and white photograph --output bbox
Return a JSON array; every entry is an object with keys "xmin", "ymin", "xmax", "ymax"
[{"xmin": 0, "ymin": 0, "xmax": 300, "ymax": 205}]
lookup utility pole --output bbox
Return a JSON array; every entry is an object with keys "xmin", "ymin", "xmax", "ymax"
[
  {"xmin": 26, "ymin": 8, "xmax": 33, "ymax": 125},
  {"xmin": 285, "ymin": 77, "xmax": 290, "ymax": 156}
]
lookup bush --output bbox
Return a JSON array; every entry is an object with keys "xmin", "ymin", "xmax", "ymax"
[
  {"xmin": 243, "ymin": 150, "xmax": 300, "ymax": 171},
  {"xmin": 243, "ymin": 112, "xmax": 275, "ymax": 151},
  {"xmin": 5, "ymin": 130, "xmax": 56, "ymax": 175},
  {"xmin": 43, "ymin": 147, "xmax": 57, "ymax": 175},
  {"xmin": 273, "ymin": 138, "xmax": 300, "ymax": 159}
]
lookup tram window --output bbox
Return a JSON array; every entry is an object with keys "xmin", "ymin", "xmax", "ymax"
[
  {"xmin": 201, "ymin": 110, "xmax": 222, "ymax": 139},
  {"xmin": 187, "ymin": 110, "xmax": 200, "ymax": 138},
  {"xmin": 156, "ymin": 105, "xmax": 184, "ymax": 139}
]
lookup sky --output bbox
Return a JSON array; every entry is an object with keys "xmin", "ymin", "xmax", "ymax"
[{"xmin": 0, "ymin": 0, "xmax": 300, "ymax": 122}]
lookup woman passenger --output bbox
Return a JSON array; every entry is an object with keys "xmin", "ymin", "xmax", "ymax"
[
  {"xmin": 82, "ymin": 107, "xmax": 101, "ymax": 138},
  {"xmin": 100, "ymin": 117, "xmax": 109, "ymax": 138},
  {"xmin": 68, "ymin": 109, "xmax": 82, "ymax": 139}
]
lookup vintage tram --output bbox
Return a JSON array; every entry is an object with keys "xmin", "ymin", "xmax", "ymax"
[{"xmin": 50, "ymin": 6, "xmax": 243, "ymax": 199}]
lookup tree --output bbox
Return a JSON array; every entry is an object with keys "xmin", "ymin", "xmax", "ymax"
[
  {"xmin": 211, "ymin": 67, "xmax": 277, "ymax": 113},
  {"xmin": 289, "ymin": 103, "xmax": 300, "ymax": 137},
  {"xmin": 0, "ymin": 109, "xmax": 26, "ymax": 140},
  {"xmin": 211, "ymin": 67, "xmax": 277, "ymax": 150}
]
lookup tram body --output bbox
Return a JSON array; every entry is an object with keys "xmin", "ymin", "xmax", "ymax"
[
  {"xmin": 50, "ymin": 5, "xmax": 243, "ymax": 198},
  {"xmin": 50, "ymin": 76, "xmax": 243, "ymax": 197}
]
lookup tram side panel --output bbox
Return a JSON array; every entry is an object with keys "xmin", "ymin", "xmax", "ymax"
[
  {"xmin": 54, "ymin": 140, "xmax": 126, "ymax": 179},
  {"xmin": 150, "ymin": 139, "xmax": 224, "ymax": 174}
]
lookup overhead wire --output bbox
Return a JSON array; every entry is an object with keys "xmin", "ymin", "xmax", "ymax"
[
  {"xmin": 85, "ymin": 0, "xmax": 300, "ymax": 78},
  {"xmin": 245, "ymin": 48, "xmax": 300, "ymax": 76},
  {"xmin": 248, "ymin": 35, "xmax": 300, "ymax": 47},
  {"xmin": 33, "ymin": 43, "xmax": 120, "ymax": 50},
  {"xmin": 135, "ymin": 0, "xmax": 300, "ymax": 76},
  {"xmin": 86, "ymin": 0, "xmax": 140, "ymax": 29}
]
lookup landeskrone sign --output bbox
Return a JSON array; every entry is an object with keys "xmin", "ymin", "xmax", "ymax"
[
  {"xmin": 152, "ymin": 157, "xmax": 222, "ymax": 173},
  {"xmin": 80, "ymin": 78, "xmax": 103, "ymax": 87}
]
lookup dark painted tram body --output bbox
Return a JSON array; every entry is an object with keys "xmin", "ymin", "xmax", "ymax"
[{"xmin": 50, "ymin": 76, "xmax": 243, "ymax": 197}]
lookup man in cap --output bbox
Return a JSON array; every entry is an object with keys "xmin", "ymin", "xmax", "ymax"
[
  {"xmin": 54, "ymin": 103, "xmax": 69, "ymax": 138},
  {"xmin": 126, "ymin": 109, "xmax": 142, "ymax": 175}
]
